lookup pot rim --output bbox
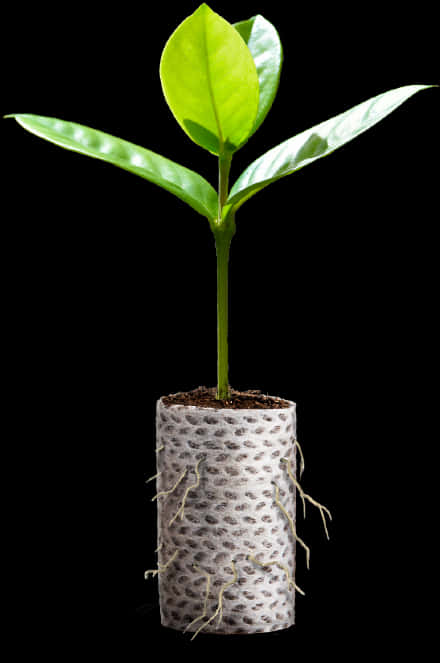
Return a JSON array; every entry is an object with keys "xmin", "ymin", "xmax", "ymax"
[{"xmin": 158, "ymin": 394, "xmax": 296, "ymax": 413}]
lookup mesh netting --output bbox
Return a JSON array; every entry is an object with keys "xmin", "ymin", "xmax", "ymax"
[{"xmin": 154, "ymin": 396, "xmax": 297, "ymax": 634}]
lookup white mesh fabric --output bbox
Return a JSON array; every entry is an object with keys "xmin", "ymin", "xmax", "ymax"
[{"xmin": 155, "ymin": 396, "xmax": 297, "ymax": 634}]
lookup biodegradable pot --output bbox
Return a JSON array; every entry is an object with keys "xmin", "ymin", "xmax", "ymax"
[{"xmin": 154, "ymin": 395, "xmax": 298, "ymax": 635}]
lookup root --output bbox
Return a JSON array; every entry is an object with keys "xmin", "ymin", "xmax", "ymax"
[
  {"xmin": 273, "ymin": 482, "xmax": 310, "ymax": 569},
  {"xmin": 281, "ymin": 457, "xmax": 332, "ymax": 540},
  {"xmin": 169, "ymin": 457, "xmax": 205, "ymax": 527},
  {"xmin": 145, "ymin": 471, "xmax": 162, "ymax": 484},
  {"xmin": 247, "ymin": 554, "xmax": 305, "ymax": 596},
  {"xmin": 191, "ymin": 560, "xmax": 238, "ymax": 640},
  {"xmin": 293, "ymin": 439, "xmax": 305, "ymax": 478},
  {"xmin": 144, "ymin": 548, "xmax": 180, "ymax": 579},
  {"xmin": 151, "ymin": 468, "xmax": 187, "ymax": 502},
  {"xmin": 184, "ymin": 564, "xmax": 212, "ymax": 633}
]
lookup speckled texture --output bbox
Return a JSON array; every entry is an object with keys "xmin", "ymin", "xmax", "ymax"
[{"xmin": 154, "ymin": 396, "xmax": 298, "ymax": 634}]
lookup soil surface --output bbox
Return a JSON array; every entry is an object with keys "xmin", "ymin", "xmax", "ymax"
[{"xmin": 161, "ymin": 386, "xmax": 291, "ymax": 409}]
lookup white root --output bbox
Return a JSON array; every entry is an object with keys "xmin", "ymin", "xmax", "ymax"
[
  {"xmin": 281, "ymin": 457, "xmax": 332, "ymax": 540},
  {"xmin": 150, "ymin": 433, "xmax": 328, "ymax": 636},
  {"xmin": 144, "ymin": 548, "xmax": 180, "ymax": 579},
  {"xmin": 184, "ymin": 565, "xmax": 212, "ymax": 633},
  {"xmin": 151, "ymin": 468, "xmax": 187, "ymax": 502},
  {"xmin": 191, "ymin": 560, "xmax": 238, "ymax": 640},
  {"xmin": 247, "ymin": 554, "xmax": 305, "ymax": 596},
  {"xmin": 145, "ymin": 471, "xmax": 162, "ymax": 484},
  {"xmin": 168, "ymin": 457, "xmax": 205, "ymax": 527},
  {"xmin": 293, "ymin": 438, "xmax": 305, "ymax": 478},
  {"xmin": 273, "ymin": 482, "xmax": 311, "ymax": 569}
]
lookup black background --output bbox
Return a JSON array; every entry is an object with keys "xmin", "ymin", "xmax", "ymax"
[{"xmin": 2, "ymin": 0, "xmax": 439, "ymax": 658}]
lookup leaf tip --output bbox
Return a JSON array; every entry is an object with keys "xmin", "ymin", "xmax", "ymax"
[
  {"xmin": 195, "ymin": 2, "xmax": 213, "ymax": 15},
  {"xmin": 252, "ymin": 13, "xmax": 268, "ymax": 25}
]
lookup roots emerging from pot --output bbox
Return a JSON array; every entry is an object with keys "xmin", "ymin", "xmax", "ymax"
[
  {"xmin": 146, "ymin": 435, "xmax": 332, "ymax": 637},
  {"xmin": 273, "ymin": 481, "xmax": 311, "ymax": 569},
  {"xmin": 189, "ymin": 560, "xmax": 238, "ymax": 640},
  {"xmin": 293, "ymin": 439, "xmax": 305, "ymax": 478},
  {"xmin": 247, "ymin": 554, "xmax": 305, "ymax": 596},
  {"xmin": 184, "ymin": 565, "xmax": 212, "ymax": 635},
  {"xmin": 151, "ymin": 468, "xmax": 187, "ymax": 502},
  {"xmin": 144, "ymin": 548, "xmax": 180, "ymax": 580},
  {"xmin": 281, "ymin": 457, "xmax": 332, "ymax": 540},
  {"xmin": 168, "ymin": 457, "xmax": 205, "ymax": 526}
]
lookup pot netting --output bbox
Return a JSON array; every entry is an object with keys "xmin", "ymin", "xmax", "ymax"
[{"xmin": 154, "ymin": 398, "xmax": 298, "ymax": 635}]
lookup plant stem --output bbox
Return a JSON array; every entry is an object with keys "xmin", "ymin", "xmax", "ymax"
[
  {"xmin": 218, "ymin": 153, "xmax": 231, "ymax": 218},
  {"xmin": 215, "ymin": 232, "xmax": 232, "ymax": 400},
  {"xmin": 215, "ymin": 152, "xmax": 233, "ymax": 400}
]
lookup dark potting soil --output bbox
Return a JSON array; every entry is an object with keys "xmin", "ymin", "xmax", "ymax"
[{"xmin": 161, "ymin": 386, "xmax": 291, "ymax": 409}]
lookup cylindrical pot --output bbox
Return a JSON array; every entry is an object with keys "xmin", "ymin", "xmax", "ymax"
[{"xmin": 154, "ymin": 395, "xmax": 298, "ymax": 635}]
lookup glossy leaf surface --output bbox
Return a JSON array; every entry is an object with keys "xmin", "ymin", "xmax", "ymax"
[
  {"xmin": 159, "ymin": 3, "xmax": 259, "ymax": 156},
  {"xmin": 234, "ymin": 14, "xmax": 282, "ymax": 140},
  {"xmin": 227, "ymin": 85, "xmax": 434, "ymax": 213},
  {"xmin": 7, "ymin": 114, "xmax": 218, "ymax": 221}
]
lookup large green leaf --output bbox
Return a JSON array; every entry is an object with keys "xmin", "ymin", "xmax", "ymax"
[
  {"xmin": 234, "ymin": 14, "xmax": 282, "ymax": 140},
  {"xmin": 6, "ymin": 114, "xmax": 218, "ymax": 221},
  {"xmin": 226, "ymin": 85, "xmax": 435, "ymax": 214},
  {"xmin": 159, "ymin": 3, "xmax": 259, "ymax": 156}
]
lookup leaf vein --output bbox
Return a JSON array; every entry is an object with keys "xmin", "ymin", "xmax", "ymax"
[{"xmin": 202, "ymin": 10, "xmax": 224, "ymax": 150}]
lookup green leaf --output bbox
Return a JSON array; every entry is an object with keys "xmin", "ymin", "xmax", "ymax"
[
  {"xmin": 6, "ymin": 114, "xmax": 218, "ymax": 221},
  {"xmin": 227, "ymin": 84, "xmax": 435, "ymax": 212},
  {"xmin": 234, "ymin": 14, "xmax": 283, "ymax": 140},
  {"xmin": 159, "ymin": 3, "xmax": 259, "ymax": 156}
]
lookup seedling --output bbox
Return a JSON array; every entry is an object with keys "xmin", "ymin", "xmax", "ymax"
[{"xmin": 5, "ymin": 4, "xmax": 436, "ymax": 401}]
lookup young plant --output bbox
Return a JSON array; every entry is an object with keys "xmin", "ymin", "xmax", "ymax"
[{"xmin": 6, "ymin": 4, "xmax": 435, "ymax": 400}]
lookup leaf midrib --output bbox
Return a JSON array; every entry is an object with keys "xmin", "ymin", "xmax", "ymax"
[{"xmin": 202, "ymin": 9, "xmax": 224, "ymax": 151}]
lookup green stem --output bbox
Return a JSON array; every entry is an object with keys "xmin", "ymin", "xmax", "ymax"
[
  {"xmin": 218, "ymin": 153, "xmax": 231, "ymax": 218},
  {"xmin": 215, "ymin": 232, "xmax": 232, "ymax": 400},
  {"xmin": 215, "ymin": 152, "xmax": 234, "ymax": 401}
]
